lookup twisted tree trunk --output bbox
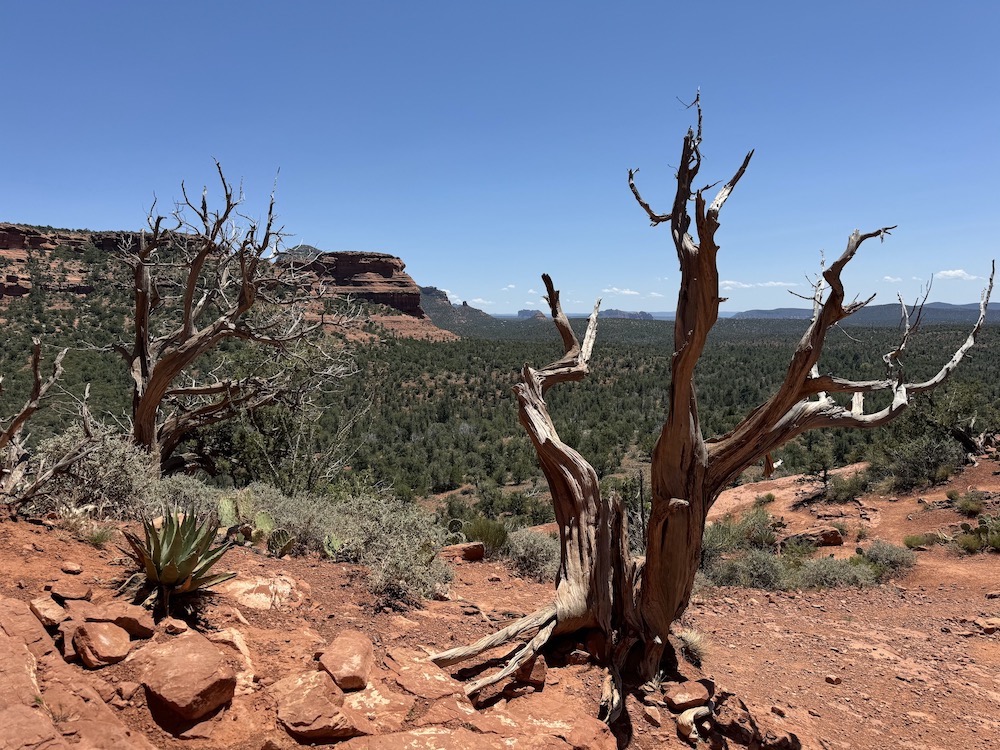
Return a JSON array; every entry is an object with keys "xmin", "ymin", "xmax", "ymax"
[{"xmin": 432, "ymin": 97, "xmax": 994, "ymax": 732}]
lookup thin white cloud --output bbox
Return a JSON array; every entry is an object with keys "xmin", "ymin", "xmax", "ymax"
[
  {"xmin": 527, "ymin": 288, "xmax": 538, "ymax": 295},
  {"xmin": 470, "ymin": 297, "xmax": 493, "ymax": 306},
  {"xmin": 720, "ymin": 280, "xmax": 798, "ymax": 290},
  {"xmin": 440, "ymin": 288, "xmax": 462, "ymax": 303},
  {"xmin": 502, "ymin": 284, "xmax": 516, "ymax": 291},
  {"xmin": 602, "ymin": 286, "xmax": 640, "ymax": 295},
  {"xmin": 883, "ymin": 276, "xmax": 902, "ymax": 283},
  {"xmin": 936, "ymin": 269, "xmax": 980, "ymax": 281},
  {"xmin": 648, "ymin": 291, "xmax": 665, "ymax": 298}
]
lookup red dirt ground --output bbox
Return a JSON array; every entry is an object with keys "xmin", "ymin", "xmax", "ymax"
[{"xmin": 2, "ymin": 458, "xmax": 999, "ymax": 749}]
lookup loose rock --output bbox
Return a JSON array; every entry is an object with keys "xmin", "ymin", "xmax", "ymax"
[
  {"xmin": 320, "ymin": 630, "xmax": 375, "ymax": 691},
  {"xmin": 139, "ymin": 630, "xmax": 236, "ymax": 721},
  {"xmin": 664, "ymin": 680, "xmax": 711, "ymax": 711},
  {"xmin": 73, "ymin": 623, "xmax": 132, "ymax": 668},
  {"xmin": 271, "ymin": 669, "xmax": 374, "ymax": 740}
]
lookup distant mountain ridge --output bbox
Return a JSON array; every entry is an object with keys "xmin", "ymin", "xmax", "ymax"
[{"xmin": 734, "ymin": 301, "xmax": 999, "ymax": 325}]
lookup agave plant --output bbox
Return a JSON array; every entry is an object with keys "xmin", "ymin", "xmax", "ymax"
[{"xmin": 121, "ymin": 510, "xmax": 236, "ymax": 613}]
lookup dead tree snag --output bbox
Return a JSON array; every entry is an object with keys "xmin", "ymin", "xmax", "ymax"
[
  {"xmin": 114, "ymin": 164, "xmax": 353, "ymax": 471},
  {"xmin": 432, "ymin": 97, "xmax": 993, "ymax": 732}
]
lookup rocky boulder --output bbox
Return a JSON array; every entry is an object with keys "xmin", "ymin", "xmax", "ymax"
[
  {"xmin": 138, "ymin": 631, "xmax": 236, "ymax": 721},
  {"xmin": 271, "ymin": 669, "xmax": 375, "ymax": 741},
  {"xmin": 779, "ymin": 526, "xmax": 844, "ymax": 548},
  {"xmin": 320, "ymin": 630, "xmax": 375, "ymax": 691},
  {"xmin": 73, "ymin": 622, "xmax": 132, "ymax": 668}
]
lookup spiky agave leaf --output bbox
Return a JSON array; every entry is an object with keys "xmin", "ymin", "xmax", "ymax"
[{"xmin": 123, "ymin": 509, "xmax": 235, "ymax": 609}]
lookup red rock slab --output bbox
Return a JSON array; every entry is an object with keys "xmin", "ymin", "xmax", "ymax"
[
  {"xmin": 414, "ymin": 694, "xmax": 477, "ymax": 727},
  {"xmin": 385, "ymin": 649, "xmax": 465, "ymax": 701},
  {"xmin": 342, "ymin": 681, "xmax": 416, "ymax": 733},
  {"xmin": 29, "ymin": 597, "xmax": 69, "ymax": 628},
  {"xmin": 271, "ymin": 669, "xmax": 374, "ymax": 741},
  {"xmin": 0, "ymin": 633, "xmax": 39, "ymax": 708},
  {"xmin": 0, "ymin": 703, "xmax": 70, "ymax": 750},
  {"xmin": 477, "ymin": 690, "xmax": 617, "ymax": 750},
  {"xmin": 73, "ymin": 622, "xmax": 132, "ymax": 668},
  {"xmin": 320, "ymin": 630, "xmax": 375, "ymax": 691},
  {"xmin": 49, "ymin": 579, "xmax": 93, "ymax": 602},
  {"xmin": 85, "ymin": 601, "xmax": 155, "ymax": 639},
  {"xmin": 138, "ymin": 630, "xmax": 236, "ymax": 721},
  {"xmin": 0, "ymin": 596, "xmax": 55, "ymax": 658},
  {"xmin": 339, "ymin": 727, "xmax": 516, "ymax": 750}
]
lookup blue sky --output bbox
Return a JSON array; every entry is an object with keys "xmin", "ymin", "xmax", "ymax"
[{"xmin": 4, "ymin": 2, "xmax": 997, "ymax": 313}]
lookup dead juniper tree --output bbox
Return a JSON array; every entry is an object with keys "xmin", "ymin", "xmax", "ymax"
[
  {"xmin": 1, "ymin": 340, "xmax": 99, "ymax": 507},
  {"xmin": 431, "ymin": 99, "xmax": 994, "ymax": 726},
  {"xmin": 112, "ymin": 163, "xmax": 354, "ymax": 472}
]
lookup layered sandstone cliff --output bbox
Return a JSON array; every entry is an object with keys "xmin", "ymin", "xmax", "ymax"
[{"xmin": 290, "ymin": 249, "xmax": 426, "ymax": 318}]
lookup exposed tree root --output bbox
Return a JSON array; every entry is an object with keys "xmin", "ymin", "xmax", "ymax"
[{"xmin": 430, "ymin": 602, "xmax": 556, "ymax": 671}]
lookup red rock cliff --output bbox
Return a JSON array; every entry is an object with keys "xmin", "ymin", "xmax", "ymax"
[{"xmin": 290, "ymin": 250, "xmax": 426, "ymax": 318}]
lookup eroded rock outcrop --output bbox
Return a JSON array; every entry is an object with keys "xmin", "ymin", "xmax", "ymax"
[{"xmin": 287, "ymin": 249, "xmax": 426, "ymax": 317}]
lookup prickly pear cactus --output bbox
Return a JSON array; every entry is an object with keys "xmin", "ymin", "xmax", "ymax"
[
  {"xmin": 217, "ymin": 496, "xmax": 239, "ymax": 528},
  {"xmin": 267, "ymin": 527, "xmax": 295, "ymax": 557},
  {"xmin": 323, "ymin": 533, "xmax": 343, "ymax": 559},
  {"xmin": 254, "ymin": 511, "xmax": 275, "ymax": 535}
]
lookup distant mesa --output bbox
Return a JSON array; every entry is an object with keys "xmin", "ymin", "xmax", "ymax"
[
  {"xmin": 517, "ymin": 309, "xmax": 546, "ymax": 320},
  {"xmin": 282, "ymin": 246, "xmax": 426, "ymax": 319},
  {"xmin": 599, "ymin": 309, "xmax": 653, "ymax": 320}
]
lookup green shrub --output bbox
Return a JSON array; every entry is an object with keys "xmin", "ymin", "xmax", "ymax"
[
  {"xmin": 827, "ymin": 472, "xmax": 867, "ymax": 504},
  {"xmin": 862, "ymin": 540, "xmax": 916, "ymax": 580},
  {"xmin": 740, "ymin": 508, "xmax": 778, "ymax": 549},
  {"xmin": 708, "ymin": 549, "xmax": 785, "ymax": 590},
  {"xmin": 946, "ymin": 489, "xmax": 961, "ymax": 503},
  {"xmin": 34, "ymin": 426, "xmax": 157, "ymax": 518},
  {"xmin": 868, "ymin": 433, "xmax": 963, "ymax": 492},
  {"xmin": 463, "ymin": 516, "xmax": 509, "ymax": 558},
  {"xmin": 956, "ymin": 533, "xmax": 984, "ymax": 554},
  {"xmin": 903, "ymin": 533, "xmax": 936, "ymax": 549},
  {"xmin": 324, "ymin": 488, "xmax": 453, "ymax": 606},
  {"xmin": 503, "ymin": 529, "xmax": 560, "ymax": 581},
  {"xmin": 753, "ymin": 493, "xmax": 776, "ymax": 507},
  {"xmin": 956, "ymin": 493, "xmax": 986, "ymax": 518},
  {"xmin": 792, "ymin": 556, "xmax": 876, "ymax": 588},
  {"xmin": 152, "ymin": 475, "xmax": 221, "ymax": 517}
]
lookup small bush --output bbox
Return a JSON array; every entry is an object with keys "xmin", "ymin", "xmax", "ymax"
[
  {"xmin": 325, "ymin": 488, "xmax": 453, "ymax": 606},
  {"xmin": 152, "ymin": 475, "xmax": 221, "ymax": 517},
  {"xmin": 831, "ymin": 520, "xmax": 848, "ymax": 536},
  {"xmin": 956, "ymin": 533, "xmax": 984, "ymax": 554},
  {"xmin": 903, "ymin": 533, "xmax": 935, "ymax": 549},
  {"xmin": 740, "ymin": 508, "xmax": 778, "ymax": 549},
  {"xmin": 792, "ymin": 556, "xmax": 876, "ymax": 589},
  {"xmin": 863, "ymin": 540, "xmax": 916, "ymax": 580},
  {"xmin": 708, "ymin": 549, "xmax": 785, "ymax": 590},
  {"xmin": 827, "ymin": 473, "xmax": 867, "ymax": 504},
  {"xmin": 34, "ymin": 426, "xmax": 157, "ymax": 518},
  {"xmin": 463, "ymin": 516, "xmax": 509, "ymax": 558},
  {"xmin": 956, "ymin": 493, "xmax": 986, "ymax": 518},
  {"xmin": 676, "ymin": 628, "xmax": 708, "ymax": 667},
  {"xmin": 856, "ymin": 526, "xmax": 870, "ymax": 541},
  {"xmin": 503, "ymin": 529, "xmax": 560, "ymax": 581},
  {"xmin": 753, "ymin": 493, "xmax": 776, "ymax": 507},
  {"xmin": 946, "ymin": 489, "xmax": 961, "ymax": 503}
]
